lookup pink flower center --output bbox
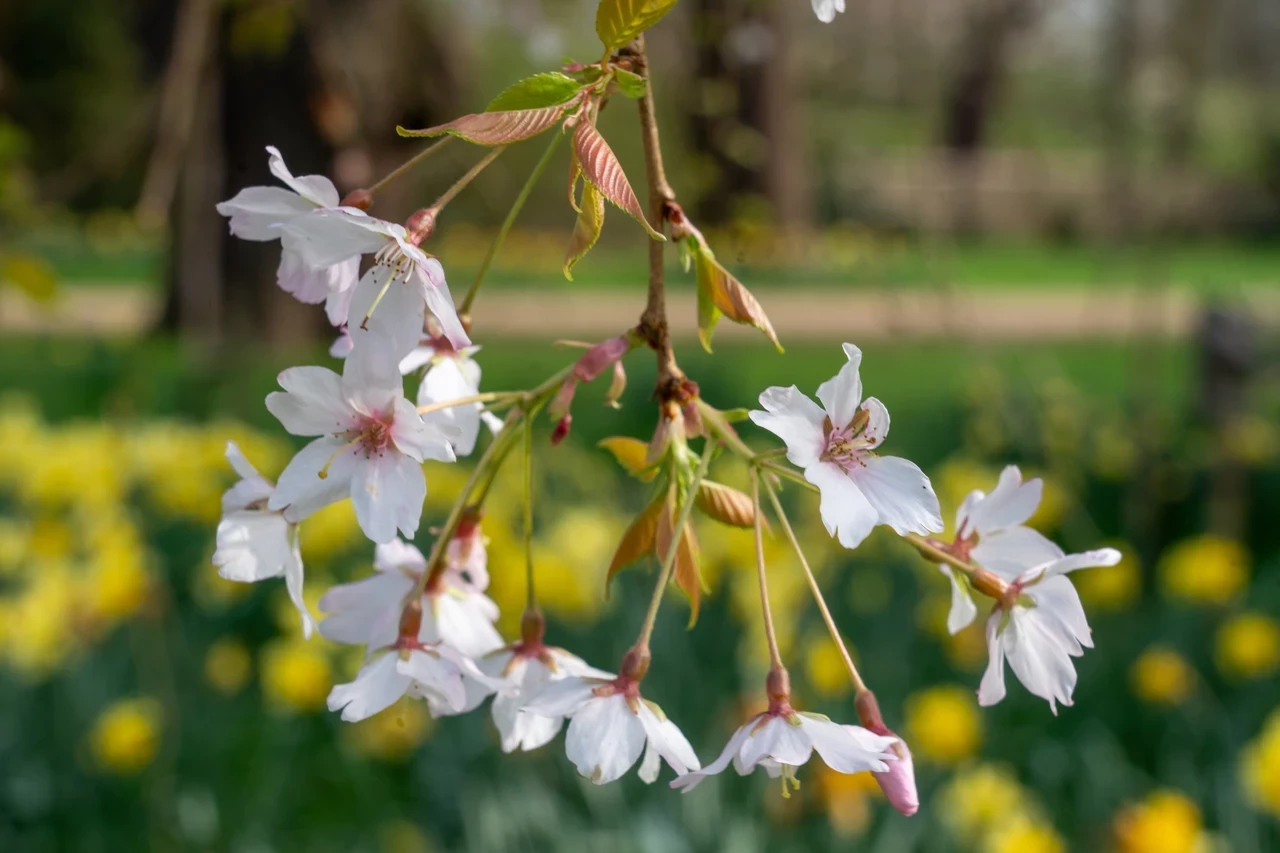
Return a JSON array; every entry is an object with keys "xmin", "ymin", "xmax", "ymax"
[
  {"xmin": 353, "ymin": 413, "xmax": 393, "ymax": 456},
  {"xmin": 819, "ymin": 410, "xmax": 876, "ymax": 471}
]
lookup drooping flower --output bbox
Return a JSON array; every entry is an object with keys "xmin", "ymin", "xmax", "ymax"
[
  {"xmin": 476, "ymin": 643, "xmax": 613, "ymax": 753},
  {"xmin": 266, "ymin": 328, "xmax": 456, "ymax": 544},
  {"xmin": 811, "ymin": 0, "xmax": 846, "ymax": 23},
  {"xmin": 671, "ymin": 699, "xmax": 895, "ymax": 794},
  {"xmin": 942, "ymin": 466, "xmax": 1064, "ymax": 634},
  {"xmin": 400, "ymin": 339, "xmax": 503, "ymax": 457},
  {"xmin": 749, "ymin": 342, "xmax": 942, "ymax": 549},
  {"xmin": 326, "ymin": 604, "xmax": 496, "ymax": 723},
  {"xmin": 281, "ymin": 208, "xmax": 469, "ymax": 360},
  {"xmin": 214, "ymin": 441, "xmax": 314, "ymax": 637},
  {"xmin": 216, "ymin": 146, "xmax": 360, "ymax": 325},
  {"xmin": 524, "ymin": 672, "xmax": 700, "ymax": 784},
  {"xmin": 978, "ymin": 548, "xmax": 1122, "ymax": 713},
  {"xmin": 318, "ymin": 537, "xmax": 502, "ymax": 658}
]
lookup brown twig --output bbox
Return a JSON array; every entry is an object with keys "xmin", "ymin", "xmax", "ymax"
[{"xmin": 631, "ymin": 35, "xmax": 685, "ymax": 397}]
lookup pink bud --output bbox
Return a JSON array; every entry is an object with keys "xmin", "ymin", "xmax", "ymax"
[
  {"xmin": 548, "ymin": 379, "xmax": 578, "ymax": 420},
  {"xmin": 551, "ymin": 414, "xmax": 572, "ymax": 445},
  {"xmin": 340, "ymin": 188, "xmax": 373, "ymax": 210},
  {"xmin": 573, "ymin": 334, "xmax": 631, "ymax": 383},
  {"xmin": 404, "ymin": 208, "xmax": 436, "ymax": 245},
  {"xmin": 874, "ymin": 735, "xmax": 919, "ymax": 817}
]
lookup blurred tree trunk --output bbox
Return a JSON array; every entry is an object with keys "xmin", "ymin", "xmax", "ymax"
[
  {"xmin": 687, "ymin": 0, "xmax": 812, "ymax": 227},
  {"xmin": 1099, "ymin": 0, "xmax": 1139, "ymax": 241},
  {"xmin": 157, "ymin": 0, "xmax": 463, "ymax": 346},
  {"xmin": 1160, "ymin": 0, "xmax": 1216, "ymax": 168},
  {"xmin": 939, "ymin": 0, "xmax": 1038, "ymax": 235}
]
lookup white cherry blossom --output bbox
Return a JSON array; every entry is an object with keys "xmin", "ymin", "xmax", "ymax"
[
  {"xmin": 401, "ymin": 341, "xmax": 503, "ymax": 457},
  {"xmin": 978, "ymin": 548, "xmax": 1122, "ymax": 713},
  {"xmin": 216, "ymin": 146, "xmax": 360, "ymax": 325},
  {"xmin": 524, "ymin": 673, "xmax": 700, "ymax": 784},
  {"xmin": 214, "ymin": 441, "xmax": 314, "ymax": 637},
  {"xmin": 475, "ymin": 644, "xmax": 613, "ymax": 753},
  {"xmin": 318, "ymin": 538, "xmax": 502, "ymax": 658},
  {"xmin": 671, "ymin": 705, "xmax": 895, "ymax": 793},
  {"xmin": 281, "ymin": 208, "xmax": 469, "ymax": 360},
  {"xmin": 811, "ymin": 0, "xmax": 845, "ymax": 23},
  {"xmin": 326, "ymin": 639, "xmax": 494, "ymax": 723},
  {"xmin": 265, "ymin": 327, "xmax": 455, "ymax": 544},
  {"xmin": 749, "ymin": 342, "xmax": 943, "ymax": 549},
  {"xmin": 943, "ymin": 465, "xmax": 1064, "ymax": 634}
]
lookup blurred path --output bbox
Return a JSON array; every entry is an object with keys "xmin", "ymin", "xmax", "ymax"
[{"xmin": 5, "ymin": 284, "xmax": 1280, "ymax": 341}]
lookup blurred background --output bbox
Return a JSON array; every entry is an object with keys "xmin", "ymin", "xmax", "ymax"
[{"xmin": 2, "ymin": 0, "xmax": 1280, "ymax": 850}]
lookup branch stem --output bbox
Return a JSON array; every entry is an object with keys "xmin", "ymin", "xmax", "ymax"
[
  {"xmin": 632, "ymin": 443, "xmax": 715, "ymax": 655},
  {"xmin": 762, "ymin": 478, "xmax": 867, "ymax": 694},
  {"xmin": 523, "ymin": 413, "xmax": 536, "ymax": 610},
  {"xmin": 751, "ymin": 470, "xmax": 784, "ymax": 669},
  {"xmin": 428, "ymin": 146, "xmax": 506, "ymax": 214},
  {"xmin": 416, "ymin": 392, "xmax": 509, "ymax": 416},
  {"xmin": 460, "ymin": 132, "xmax": 562, "ymax": 317},
  {"xmin": 633, "ymin": 34, "xmax": 682, "ymax": 391},
  {"xmin": 369, "ymin": 137, "xmax": 453, "ymax": 197}
]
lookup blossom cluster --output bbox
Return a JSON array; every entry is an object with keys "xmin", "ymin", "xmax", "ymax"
[{"xmin": 210, "ymin": 137, "xmax": 1123, "ymax": 805}]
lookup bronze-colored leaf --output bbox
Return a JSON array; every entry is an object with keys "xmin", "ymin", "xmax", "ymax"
[
  {"xmin": 572, "ymin": 121, "xmax": 664, "ymax": 240},
  {"xmin": 696, "ymin": 480, "xmax": 757, "ymax": 528},
  {"xmin": 597, "ymin": 436, "xmax": 656, "ymax": 481},
  {"xmin": 606, "ymin": 495, "xmax": 664, "ymax": 590},
  {"xmin": 595, "ymin": 0, "xmax": 680, "ymax": 51},
  {"xmin": 567, "ymin": 147, "xmax": 582, "ymax": 214},
  {"xmin": 673, "ymin": 525, "xmax": 703, "ymax": 627},
  {"xmin": 398, "ymin": 105, "xmax": 567, "ymax": 146},
  {"xmin": 564, "ymin": 181, "xmax": 605, "ymax": 280},
  {"xmin": 694, "ymin": 245, "xmax": 782, "ymax": 352}
]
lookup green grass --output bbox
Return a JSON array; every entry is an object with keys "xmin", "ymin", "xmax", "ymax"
[{"xmin": 26, "ymin": 236, "xmax": 1279, "ymax": 295}]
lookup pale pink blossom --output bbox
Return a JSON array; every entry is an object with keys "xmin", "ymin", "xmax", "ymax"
[
  {"xmin": 265, "ymin": 328, "xmax": 455, "ymax": 544},
  {"xmin": 216, "ymin": 146, "xmax": 359, "ymax": 325},
  {"xmin": 475, "ymin": 644, "xmax": 613, "ymax": 753},
  {"xmin": 978, "ymin": 548, "xmax": 1122, "ymax": 713},
  {"xmin": 750, "ymin": 343, "xmax": 942, "ymax": 549},
  {"xmin": 400, "ymin": 341, "xmax": 502, "ymax": 457}
]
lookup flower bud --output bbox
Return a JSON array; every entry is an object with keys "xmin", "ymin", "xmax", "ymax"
[
  {"xmin": 551, "ymin": 414, "xmax": 572, "ymax": 445},
  {"xmin": 404, "ymin": 208, "xmax": 436, "ymax": 246},
  {"xmin": 340, "ymin": 188, "xmax": 373, "ymax": 211},
  {"xmin": 874, "ymin": 736, "xmax": 919, "ymax": 816},
  {"xmin": 573, "ymin": 334, "xmax": 632, "ymax": 383}
]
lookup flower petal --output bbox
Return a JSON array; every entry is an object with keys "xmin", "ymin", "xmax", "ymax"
[
  {"xmin": 859, "ymin": 396, "xmax": 891, "ymax": 449},
  {"xmin": 748, "ymin": 386, "xmax": 826, "ymax": 468},
  {"xmin": 317, "ymin": 571, "xmax": 412, "ymax": 648},
  {"xmin": 267, "ymin": 366, "xmax": 354, "ymax": 436},
  {"xmin": 373, "ymin": 538, "xmax": 428, "ymax": 575},
  {"xmin": 940, "ymin": 564, "xmax": 978, "ymax": 634},
  {"xmin": 269, "ymin": 436, "xmax": 358, "ymax": 520},
  {"xmin": 214, "ymin": 511, "xmax": 291, "ymax": 581},
  {"xmin": 972, "ymin": 527, "xmax": 1064, "ymax": 579},
  {"xmin": 671, "ymin": 721, "xmax": 754, "ymax": 791},
  {"xmin": 417, "ymin": 358, "xmax": 483, "ymax": 456},
  {"xmin": 850, "ymin": 455, "xmax": 944, "ymax": 535},
  {"xmin": 977, "ymin": 613, "xmax": 1008, "ymax": 707},
  {"xmin": 346, "ymin": 265, "xmax": 428, "ymax": 362},
  {"xmin": 802, "ymin": 716, "xmax": 889, "ymax": 773},
  {"xmin": 281, "ymin": 208, "xmax": 392, "ymax": 269},
  {"xmin": 966, "ymin": 465, "xmax": 1043, "ymax": 534},
  {"xmin": 216, "ymin": 186, "xmax": 313, "ymax": 240},
  {"xmin": 327, "ymin": 653, "xmax": 410, "ymax": 722},
  {"xmin": 637, "ymin": 702, "xmax": 700, "ymax": 778},
  {"xmin": 391, "ymin": 397, "xmax": 457, "ymax": 464},
  {"xmin": 266, "ymin": 145, "xmax": 340, "ymax": 208},
  {"xmin": 350, "ymin": 451, "xmax": 425, "ymax": 543},
  {"xmin": 740, "ymin": 716, "xmax": 812, "ymax": 770},
  {"xmin": 565, "ymin": 695, "xmax": 646, "ymax": 784},
  {"xmin": 398, "ymin": 650, "xmax": 465, "ymax": 712},
  {"xmin": 282, "ymin": 531, "xmax": 316, "ymax": 638},
  {"xmin": 522, "ymin": 675, "xmax": 606, "ymax": 718},
  {"xmin": 805, "ymin": 461, "xmax": 878, "ymax": 550},
  {"xmin": 815, "ymin": 342, "xmax": 864, "ymax": 427},
  {"xmin": 415, "ymin": 258, "xmax": 471, "ymax": 350}
]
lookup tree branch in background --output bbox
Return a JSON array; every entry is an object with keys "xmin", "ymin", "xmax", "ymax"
[{"xmin": 135, "ymin": 0, "xmax": 220, "ymax": 229}]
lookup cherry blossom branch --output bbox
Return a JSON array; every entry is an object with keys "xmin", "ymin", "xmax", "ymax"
[
  {"xmin": 522, "ymin": 414, "xmax": 537, "ymax": 612},
  {"xmin": 368, "ymin": 137, "xmax": 453, "ymax": 197},
  {"xmin": 762, "ymin": 478, "xmax": 868, "ymax": 694},
  {"xmin": 903, "ymin": 533, "xmax": 1011, "ymax": 600},
  {"xmin": 751, "ymin": 470, "xmax": 784, "ymax": 670},
  {"xmin": 628, "ymin": 441, "xmax": 716, "ymax": 668},
  {"xmin": 416, "ymin": 392, "xmax": 512, "ymax": 416},
  {"xmin": 427, "ymin": 146, "xmax": 506, "ymax": 215},
  {"xmin": 460, "ymin": 132, "xmax": 563, "ymax": 319},
  {"xmin": 632, "ymin": 35, "xmax": 685, "ymax": 396}
]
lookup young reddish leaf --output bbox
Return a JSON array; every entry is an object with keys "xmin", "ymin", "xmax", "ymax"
[
  {"xmin": 398, "ymin": 105, "xmax": 567, "ymax": 146},
  {"xmin": 567, "ymin": 147, "xmax": 583, "ymax": 214},
  {"xmin": 694, "ymin": 245, "xmax": 782, "ymax": 352},
  {"xmin": 595, "ymin": 0, "xmax": 680, "ymax": 51},
  {"xmin": 612, "ymin": 68, "xmax": 648, "ymax": 99},
  {"xmin": 606, "ymin": 495, "xmax": 664, "ymax": 590},
  {"xmin": 572, "ymin": 121, "xmax": 664, "ymax": 241},
  {"xmin": 487, "ymin": 72, "xmax": 582, "ymax": 112},
  {"xmin": 564, "ymin": 181, "xmax": 605, "ymax": 280},
  {"xmin": 598, "ymin": 436, "xmax": 656, "ymax": 481},
  {"xmin": 696, "ymin": 480, "xmax": 757, "ymax": 528},
  {"xmin": 673, "ymin": 526, "xmax": 703, "ymax": 627}
]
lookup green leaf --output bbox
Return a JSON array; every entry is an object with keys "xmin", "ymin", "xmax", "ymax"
[
  {"xmin": 613, "ymin": 69, "xmax": 647, "ymax": 99},
  {"xmin": 595, "ymin": 0, "xmax": 680, "ymax": 51},
  {"xmin": 563, "ymin": 181, "xmax": 606, "ymax": 280},
  {"xmin": 693, "ymin": 244, "xmax": 782, "ymax": 353},
  {"xmin": 487, "ymin": 72, "xmax": 583, "ymax": 112},
  {"xmin": 572, "ymin": 120, "xmax": 664, "ymax": 240}
]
